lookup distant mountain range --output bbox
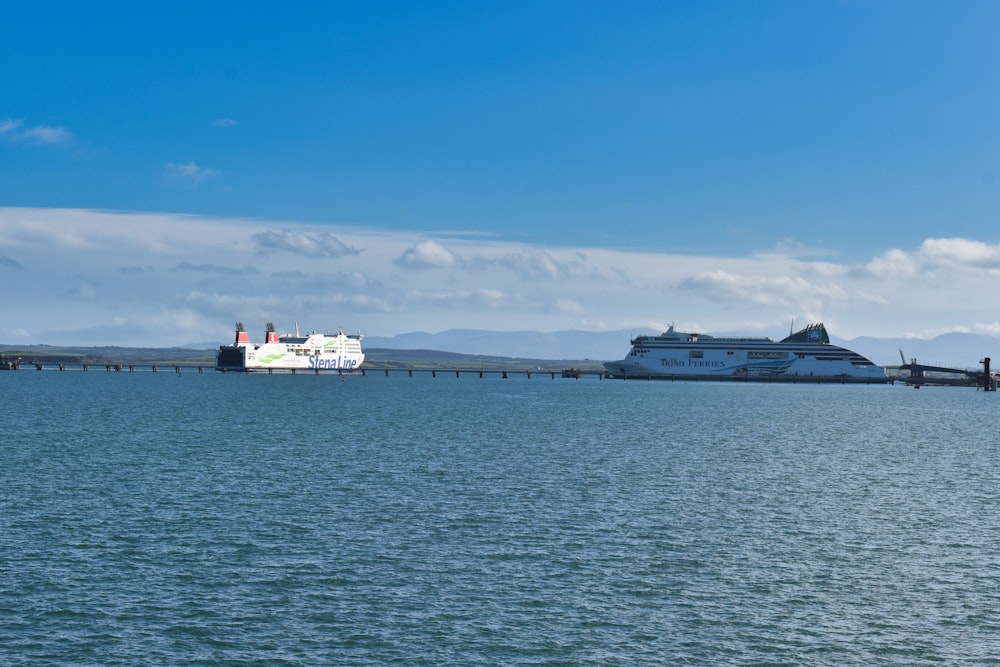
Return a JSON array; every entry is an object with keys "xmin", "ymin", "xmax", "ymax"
[
  {"xmin": 836, "ymin": 332, "xmax": 998, "ymax": 370},
  {"xmin": 364, "ymin": 328, "xmax": 1000, "ymax": 370},
  {"xmin": 364, "ymin": 329, "xmax": 627, "ymax": 362}
]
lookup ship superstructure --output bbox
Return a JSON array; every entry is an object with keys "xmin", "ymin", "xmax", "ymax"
[
  {"xmin": 604, "ymin": 323, "xmax": 887, "ymax": 382},
  {"xmin": 216, "ymin": 322, "xmax": 364, "ymax": 372}
]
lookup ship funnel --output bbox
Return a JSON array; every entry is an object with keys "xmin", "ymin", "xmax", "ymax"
[
  {"xmin": 235, "ymin": 322, "xmax": 250, "ymax": 344},
  {"xmin": 265, "ymin": 321, "xmax": 279, "ymax": 344}
]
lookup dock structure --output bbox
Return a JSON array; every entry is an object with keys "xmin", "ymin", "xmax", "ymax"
[
  {"xmin": 9, "ymin": 358, "xmax": 1000, "ymax": 388},
  {"xmin": 358, "ymin": 367, "xmax": 607, "ymax": 380},
  {"xmin": 9, "ymin": 362, "xmax": 607, "ymax": 379},
  {"xmin": 12, "ymin": 363, "xmax": 207, "ymax": 374},
  {"xmin": 897, "ymin": 354, "xmax": 998, "ymax": 390}
]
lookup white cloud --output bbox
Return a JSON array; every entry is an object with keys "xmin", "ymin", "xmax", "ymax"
[
  {"xmin": 214, "ymin": 118, "xmax": 238, "ymax": 127},
  {"xmin": 862, "ymin": 248, "xmax": 919, "ymax": 279},
  {"xmin": 918, "ymin": 238, "xmax": 1000, "ymax": 268},
  {"xmin": 497, "ymin": 250, "xmax": 578, "ymax": 280},
  {"xmin": 172, "ymin": 262, "xmax": 254, "ymax": 276},
  {"xmin": 0, "ymin": 118, "xmax": 73, "ymax": 145},
  {"xmin": 253, "ymin": 229, "xmax": 360, "ymax": 258},
  {"xmin": 680, "ymin": 270, "xmax": 848, "ymax": 307},
  {"xmin": 395, "ymin": 240, "xmax": 458, "ymax": 268},
  {"xmin": 22, "ymin": 125, "xmax": 72, "ymax": 145},
  {"xmin": 401, "ymin": 286, "xmax": 510, "ymax": 311},
  {"xmin": 973, "ymin": 322, "xmax": 1000, "ymax": 336},
  {"xmin": 163, "ymin": 161, "xmax": 219, "ymax": 188}
]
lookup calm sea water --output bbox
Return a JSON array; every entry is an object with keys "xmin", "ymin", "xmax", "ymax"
[{"xmin": 2, "ymin": 371, "xmax": 999, "ymax": 665}]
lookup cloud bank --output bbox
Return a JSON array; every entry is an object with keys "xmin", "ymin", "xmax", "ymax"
[{"xmin": 1, "ymin": 207, "xmax": 998, "ymax": 349}]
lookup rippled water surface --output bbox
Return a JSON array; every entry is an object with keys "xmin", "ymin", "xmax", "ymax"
[{"xmin": 2, "ymin": 371, "xmax": 1000, "ymax": 665}]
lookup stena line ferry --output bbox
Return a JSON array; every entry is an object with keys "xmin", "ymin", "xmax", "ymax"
[
  {"xmin": 216, "ymin": 322, "xmax": 364, "ymax": 372},
  {"xmin": 604, "ymin": 322, "xmax": 888, "ymax": 383}
]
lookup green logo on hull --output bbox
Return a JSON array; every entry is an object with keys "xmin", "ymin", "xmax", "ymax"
[{"xmin": 260, "ymin": 354, "xmax": 287, "ymax": 365}]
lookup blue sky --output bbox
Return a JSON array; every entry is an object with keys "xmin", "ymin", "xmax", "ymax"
[{"xmin": 3, "ymin": 2, "xmax": 1000, "ymax": 349}]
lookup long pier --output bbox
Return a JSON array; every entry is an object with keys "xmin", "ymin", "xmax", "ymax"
[
  {"xmin": 2, "ymin": 361, "xmax": 609, "ymax": 379},
  {"xmin": 6, "ymin": 360, "xmax": 998, "ymax": 388},
  {"xmin": 13, "ymin": 362, "xmax": 211, "ymax": 374}
]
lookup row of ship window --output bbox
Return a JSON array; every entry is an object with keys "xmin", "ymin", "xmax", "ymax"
[{"xmin": 631, "ymin": 349, "xmax": 846, "ymax": 361}]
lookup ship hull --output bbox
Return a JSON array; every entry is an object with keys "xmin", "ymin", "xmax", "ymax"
[
  {"xmin": 603, "ymin": 365, "xmax": 890, "ymax": 383},
  {"xmin": 216, "ymin": 324, "xmax": 364, "ymax": 373},
  {"xmin": 604, "ymin": 323, "xmax": 888, "ymax": 384}
]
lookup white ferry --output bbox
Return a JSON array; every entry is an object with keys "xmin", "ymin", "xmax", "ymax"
[
  {"xmin": 604, "ymin": 322, "xmax": 887, "ymax": 383},
  {"xmin": 216, "ymin": 322, "xmax": 364, "ymax": 372}
]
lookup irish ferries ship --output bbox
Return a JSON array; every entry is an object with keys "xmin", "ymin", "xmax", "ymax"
[
  {"xmin": 604, "ymin": 322, "xmax": 887, "ymax": 383},
  {"xmin": 216, "ymin": 322, "xmax": 364, "ymax": 372}
]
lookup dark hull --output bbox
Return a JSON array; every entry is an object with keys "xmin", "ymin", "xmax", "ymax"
[{"xmin": 215, "ymin": 347, "xmax": 246, "ymax": 371}]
